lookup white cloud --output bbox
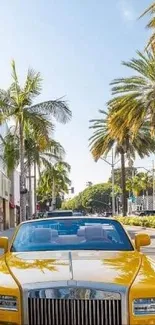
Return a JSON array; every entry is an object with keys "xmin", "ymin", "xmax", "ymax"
[{"xmin": 118, "ymin": 0, "xmax": 136, "ymax": 22}]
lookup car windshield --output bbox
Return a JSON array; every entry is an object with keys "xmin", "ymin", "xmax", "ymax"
[{"xmin": 11, "ymin": 218, "xmax": 133, "ymax": 252}]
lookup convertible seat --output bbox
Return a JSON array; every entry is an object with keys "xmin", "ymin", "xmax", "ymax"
[
  {"xmin": 31, "ymin": 228, "xmax": 58, "ymax": 243},
  {"xmin": 84, "ymin": 226, "xmax": 110, "ymax": 242}
]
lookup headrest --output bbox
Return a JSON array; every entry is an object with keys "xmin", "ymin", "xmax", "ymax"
[
  {"xmin": 51, "ymin": 229, "xmax": 58, "ymax": 238},
  {"xmin": 85, "ymin": 226, "xmax": 107, "ymax": 240},
  {"xmin": 32, "ymin": 228, "xmax": 52, "ymax": 243},
  {"xmin": 77, "ymin": 227, "xmax": 85, "ymax": 237}
]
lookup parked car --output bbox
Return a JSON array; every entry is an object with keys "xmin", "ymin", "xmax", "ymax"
[
  {"xmin": 46, "ymin": 209, "xmax": 73, "ymax": 217},
  {"xmin": 0, "ymin": 216, "xmax": 153, "ymax": 324},
  {"xmin": 103, "ymin": 211, "xmax": 112, "ymax": 217},
  {"xmin": 136, "ymin": 210, "xmax": 155, "ymax": 216},
  {"xmin": 73, "ymin": 211, "xmax": 83, "ymax": 216}
]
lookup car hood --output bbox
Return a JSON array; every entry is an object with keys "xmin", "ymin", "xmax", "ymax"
[{"xmin": 6, "ymin": 250, "xmax": 141, "ymax": 287}]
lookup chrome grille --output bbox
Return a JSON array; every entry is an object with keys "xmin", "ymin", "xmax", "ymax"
[{"xmin": 28, "ymin": 297, "xmax": 122, "ymax": 325}]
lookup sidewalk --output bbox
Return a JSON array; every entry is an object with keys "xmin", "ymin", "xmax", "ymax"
[
  {"xmin": 0, "ymin": 228, "xmax": 15, "ymax": 255},
  {"xmin": 125, "ymin": 225, "xmax": 155, "ymax": 233},
  {"xmin": 0, "ymin": 228, "xmax": 15, "ymax": 240}
]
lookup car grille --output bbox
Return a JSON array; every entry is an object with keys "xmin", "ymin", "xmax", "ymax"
[{"xmin": 28, "ymin": 297, "xmax": 122, "ymax": 325}]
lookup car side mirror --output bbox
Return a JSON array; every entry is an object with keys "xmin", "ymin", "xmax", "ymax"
[
  {"xmin": 135, "ymin": 233, "xmax": 151, "ymax": 251},
  {"xmin": 0, "ymin": 237, "xmax": 9, "ymax": 253}
]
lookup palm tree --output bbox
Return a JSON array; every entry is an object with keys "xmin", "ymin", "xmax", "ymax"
[
  {"xmin": 108, "ymin": 51, "xmax": 155, "ymax": 140},
  {"xmin": 89, "ymin": 110, "xmax": 155, "ymax": 216},
  {"xmin": 139, "ymin": 173, "xmax": 153, "ymax": 209},
  {"xmin": 0, "ymin": 126, "xmax": 66, "ymax": 216},
  {"xmin": 140, "ymin": 2, "xmax": 155, "ymax": 52},
  {"xmin": 24, "ymin": 124, "xmax": 65, "ymax": 215},
  {"xmin": 126, "ymin": 175, "xmax": 143, "ymax": 197},
  {"xmin": 0, "ymin": 132, "xmax": 19, "ymax": 176},
  {"xmin": 24, "ymin": 122, "xmax": 65, "ymax": 173},
  {"xmin": 37, "ymin": 161, "xmax": 71, "ymax": 207},
  {"xmin": 0, "ymin": 61, "xmax": 71, "ymax": 221}
]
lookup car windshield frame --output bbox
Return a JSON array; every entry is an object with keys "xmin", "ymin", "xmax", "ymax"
[{"xmin": 10, "ymin": 217, "xmax": 134, "ymax": 252}]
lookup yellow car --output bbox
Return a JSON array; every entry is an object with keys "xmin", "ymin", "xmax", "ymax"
[{"xmin": 0, "ymin": 216, "xmax": 153, "ymax": 325}]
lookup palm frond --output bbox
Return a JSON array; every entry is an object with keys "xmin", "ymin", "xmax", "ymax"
[
  {"xmin": 30, "ymin": 98, "xmax": 72, "ymax": 124},
  {"xmin": 89, "ymin": 108, "xmax": 155, "ymax": 164},
  {"xmin": 24, "ymin": 108, "xmax": 54, "ymax": 135},
  {"xmin": 139, "ymin": 3, "xmax": 155, "ymax": 19},
  {"xmin": 0, "ymin": 131, "xmax": 19, "ymax": 174},
  {"xmin": 139, "ymin": 3, "xmax": 155, "ymax": 51},
  {"xmin": 24, "ymin": 68, "xmax": 42, "ymax": 100}
]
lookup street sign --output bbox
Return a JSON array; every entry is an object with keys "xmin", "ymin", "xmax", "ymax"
[
  {"xmin": 129, "ymin": 195, "xmax": 136, "ymax": 203},
  {"xmin": 132, "ymin": 196, "xmax": 136, "ymax": 203}
]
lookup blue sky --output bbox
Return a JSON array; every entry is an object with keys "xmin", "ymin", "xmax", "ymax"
[{"xmin": 0, "ymin": 0, "xmax": 152, "ymax": 194}]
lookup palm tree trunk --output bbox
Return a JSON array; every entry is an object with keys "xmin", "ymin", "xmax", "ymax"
[
  {"xmin": 146, "ymin": 190, "xmax": 149, "ymax": 210},
  {"xmin": 52, "ymin": 176, "xmax": 56, "ymax": 210},
  {"xmin": 28, "ymin": 157, "xmax": 32, "ymax": 217},
  {"xmin": 19, "ymin": 121, "xmax": 26, "ymax": 221},
  {"xmin": 34, "ymin": 162, "xmax": 37, "ymax": 216},
  {"xmin": 121, "ymin": 151, "xmax": 127, "ymax": 216}
]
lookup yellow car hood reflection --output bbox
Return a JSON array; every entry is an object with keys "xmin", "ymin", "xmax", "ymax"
[{"xmin": 6, "ymin": 250, "xmax": 141, "ymax": 287}]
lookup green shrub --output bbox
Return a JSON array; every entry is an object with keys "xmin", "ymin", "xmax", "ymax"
[{"xmin": 115, "ymin": 216, "xmax": 155, "ymax": 228}]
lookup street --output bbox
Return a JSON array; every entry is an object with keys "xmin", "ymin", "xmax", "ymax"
[
  {"xmin": 0, "ymin": 226, "xmax": 155, "ymax": 259},
  {"xmin": 126, "ymin": 226, "xmax": 155, "ymax": 260},
  {"xmin": 0, "ymin": 228, "xmax": 15, "ymax": 255}
]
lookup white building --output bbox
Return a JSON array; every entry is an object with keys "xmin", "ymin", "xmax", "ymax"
[
  {"xmin": 0, "ymin": 122, "xmax": 11, "ymax": 230},
  {"xmin": 10, "ymin": 170, "xmax": 20, "ymax": 226}
]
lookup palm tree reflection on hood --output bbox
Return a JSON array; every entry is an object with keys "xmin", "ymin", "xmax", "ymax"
[
  {"xmin": 102, "ymin": 252, "xmax": 141, "ymax": 285},
  {"xmin": 5, "ymin": 254, "xmax": 68, "ymax": 274}
]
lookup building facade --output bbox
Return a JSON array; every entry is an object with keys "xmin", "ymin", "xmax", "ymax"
[
  {"xmin": 0, "ymin": 122, "xmax": 11, "ymax": 230},
  {"xmin": 10, "ymin": 170, "xmax": 20, "ymax": 226}
]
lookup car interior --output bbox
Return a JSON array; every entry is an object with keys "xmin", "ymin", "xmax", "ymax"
[{"xmin": 21, "ymin": 225, "xmax": 119, "ymax": 246}]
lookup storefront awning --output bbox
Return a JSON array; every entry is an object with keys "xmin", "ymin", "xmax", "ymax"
[{"xmin": 9, "ymin": 201, "xmax": 15, "ymax": 209}]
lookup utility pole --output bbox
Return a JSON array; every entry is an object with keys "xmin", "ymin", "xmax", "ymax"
[
  {"xmin": 153, "ymin": 160, "xmax": 155, "ymax": 210},
  {"xmin": 28, "ymin": 161, "xmax": 32, "ymax": 217},
  {"xmin": 100, "ymin": 149, "xmax": 120, "ymax": 216},
  {"xmin": 34, "ymin": 162, "xmax": 37, "ymax": 216},
  {"xmin": 111, "ymin": 149, "xmax": 115, "ymax": 216},
  {"xmin": 51, "ymin": 177, "xmax": 56, "ymax": 211}
]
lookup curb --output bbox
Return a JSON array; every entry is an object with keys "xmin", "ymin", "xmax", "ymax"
[
  {"xmin": 125, "ymin": 225, "xmax": 155, "ymax": 231},
  {"xmin": 0, "ymin": 228, "xmax": 15, "ymax": 236}
]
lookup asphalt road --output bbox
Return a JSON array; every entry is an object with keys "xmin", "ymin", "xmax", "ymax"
[
  {"xmin": 126, "ymin": 225, "xmax": 155, "ymax": 259},
  {"xmin": 0, "ymin": 226, "xmax": 155, "ymax": 259}
]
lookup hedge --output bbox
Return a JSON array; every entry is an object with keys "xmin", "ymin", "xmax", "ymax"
[{"xmin": 116, "ymin": 216, "xmax": 155, "ymax": 228}]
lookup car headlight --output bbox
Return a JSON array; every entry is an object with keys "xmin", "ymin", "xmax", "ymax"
[
  {"xmin": 133, "ymin": 298, "xmax": 155, "ymax": 315},
  {"xmin": 0, "ymin": 295, "xmax": 18, "ymax": 311}
]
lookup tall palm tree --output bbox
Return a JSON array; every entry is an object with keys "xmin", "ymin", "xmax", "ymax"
[
  {"xmin": 24, "ymin": 121, "xmax": 65, "ymax": 174},
  {"xmin": 139, "ymin": 173, "xmax": 153, "ymax": 209},
  {"xmin": 0, "ymin": 61, "xmax": 71, "ymax": 220},
  {"xmin": 37, "ymin": 161, "xmax": 71, "ymax": 206},
  {"xmin": 140, "ymin": 2, "xmax": 155, "ymax": 52},
  {"xmin": 108, "ymin": 51, "xmax": 155, "ymax": 140},
  {"xmin": 89, "ymin": 110, "xmax": 155, "ymax": 216},
  {"xmin": 0, "ymin": 126, "xmax": 65, "ymax": 216},
  {"xmin": 24, "ymin": 123, "xmax": 65, "ymax": 215}
]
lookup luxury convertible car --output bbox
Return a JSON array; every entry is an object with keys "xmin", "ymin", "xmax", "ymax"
[{"xmin": 0, "ymin": 216, "xmax": 154, "ymax": 325}]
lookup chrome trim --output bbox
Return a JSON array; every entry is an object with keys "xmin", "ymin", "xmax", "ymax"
[
  {"xmin": 22, "ymin": 281, "xmax": 128, "ymax": 325},
  {"xmin": 28, "ymin": 287, "xmax": 121, "ymax": 300}
]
